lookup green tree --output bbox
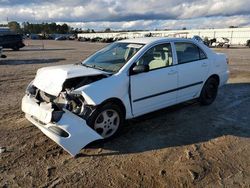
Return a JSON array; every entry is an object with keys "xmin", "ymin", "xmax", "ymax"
[
  {"xmin": 8, "ymin": 21, "xmax": 21, "ymax": 33},
  {"xmin": 16, "ymin": 21, "xmax": 71, "ymax": 34}
]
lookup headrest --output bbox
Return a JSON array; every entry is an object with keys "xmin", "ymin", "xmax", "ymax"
[
  {"xmin": 162, "ymin": 47, "xmax": 169, "ymax": 52},
  {"xmin": 153, "ymin": 52, "xmax": 163, "ymax": 60}
]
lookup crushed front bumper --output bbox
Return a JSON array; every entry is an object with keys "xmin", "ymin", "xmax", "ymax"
[{"xmin": 21, "ymin": 95, "xmax": 103, "ymax": 156}]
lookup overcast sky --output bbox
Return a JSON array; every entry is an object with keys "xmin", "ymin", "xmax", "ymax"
[{"xmin": 0, "ymin": 0, "xmax": 250, "ymax": 30}]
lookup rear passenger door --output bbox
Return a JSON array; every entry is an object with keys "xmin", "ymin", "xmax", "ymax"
[{"xmin": 174, "ymin": 42, "xmax": 209, "ymax": 102}]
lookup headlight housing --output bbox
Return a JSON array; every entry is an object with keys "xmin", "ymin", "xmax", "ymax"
[
  {"xmin": 26, "ymin": 80, "xmax": 37, "ymax": 95},
  {"xmin": 66, "ymin": 93, "xmax": 85, "ymax": 115}
]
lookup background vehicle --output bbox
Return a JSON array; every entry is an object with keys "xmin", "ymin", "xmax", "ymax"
[
  {"xmin": 246, "ymin": 39, "xmax": 250, "ymax": 48},
  {"xmin": 55, "ymin": 36, "xmax": 67, "ymax": 41},
  {"xmin": 211, "ymin": 37, "xmax": 230, "ymax": 48},
  {"xmin": 22, "ymin": 38, "xmax": 229, "ymax": 156},
  {"xmin": 0, "ymin": 46, "xmax": 6, "ymax": 58},
  {"xmin": 0, "ymin": 34, "xmax": 25, "ymax": 51}
]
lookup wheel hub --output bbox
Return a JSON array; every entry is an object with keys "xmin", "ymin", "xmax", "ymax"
[{"xmin": 94, "ymin": 109, "xmax": 120, "ymax": 138}]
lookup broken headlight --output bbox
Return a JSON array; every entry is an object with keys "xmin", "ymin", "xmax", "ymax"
[
  {"xmin": 66, "ymin": 93, "xmax": 85, "ymax": 116},
  {"xmin": 26, "ymin": 80, "xmax": 37, "ymax": 96}
]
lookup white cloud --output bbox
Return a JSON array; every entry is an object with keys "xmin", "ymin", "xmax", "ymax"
[{"xmin": 0, "ymin": 0, "xmax": 250, "ymax": 30}]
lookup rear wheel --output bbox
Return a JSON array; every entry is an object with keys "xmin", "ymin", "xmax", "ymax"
[
  {"xmin": 199, "ymin": 77, "xmax": 219, "ymax": 105},
  {"xmin": 87, "ymin": 103, "xmax": 124, "ymax": 139}
]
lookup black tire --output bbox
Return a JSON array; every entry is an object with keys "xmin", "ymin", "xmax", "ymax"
[
  {"xmin": 12, "ymin": 47, "xmax": 20, "ymax": 51},
  {"xmin": 199, "ymin": 77, "xmax": 219, "ymax": 105},
  {"xmin": 87, "ymin": 102, "xmax": 124, "ymax": 140}
]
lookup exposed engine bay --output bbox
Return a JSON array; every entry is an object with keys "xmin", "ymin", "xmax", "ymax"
[{"xmin": 26, "ymin": 74, "xmax": 107, "ymax": 122}]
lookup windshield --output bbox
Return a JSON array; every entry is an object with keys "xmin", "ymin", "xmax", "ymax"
[{"xmin": 82, "ymin": 42, "xmax": 144, "ymax": 73}]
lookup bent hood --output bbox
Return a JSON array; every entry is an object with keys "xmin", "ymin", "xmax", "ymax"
[{"xmin": 33, "ymin": 64, "xmax": 106, "ymax": 96}]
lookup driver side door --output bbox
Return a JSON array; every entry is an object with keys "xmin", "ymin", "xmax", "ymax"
[{"xmin": 130, "ymin": 43, "xmax": 178, "ymax": 116}]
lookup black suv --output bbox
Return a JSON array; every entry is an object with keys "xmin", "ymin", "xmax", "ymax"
[{"xmin": 0, "ymin": 34, "xmax": 25, "ymax": 51}]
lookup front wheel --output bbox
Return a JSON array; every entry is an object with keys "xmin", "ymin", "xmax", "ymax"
[
  {"xmin": 199, "ymin": 78, "xmax": 219, "ymax": 105},
  {"xmin": 87, "ymin": 103, "xmax": 124, "ymax": 139}
]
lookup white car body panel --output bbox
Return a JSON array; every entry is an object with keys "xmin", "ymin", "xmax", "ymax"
[
  {"xmin": 213, "ymin": 53, "xmax": 230, "ymax": 86},
  {"xmin": 22, "ymin": 95, "xmax": 53, "ymax": 124},
  {"xmin": 176, "ymin": 58, "xmax": 210, "ymax": 103},
  {"xmin": 71, "ymin": 72, "xmax": 133, "ymax": 119},
  {"xmin": 22, "ymin": 37, "xmax": 229, "ymax": 156},
  {"xmin": 33, "ymin": 64, "xmax": 107, "ymax": 96},
  {"xmin": 130, "ymin": 66, "xmax": 178, "ymax": 116},
  {"xmin": 22, "ymin": 95, "xmax": 102, "ymax": 156}
]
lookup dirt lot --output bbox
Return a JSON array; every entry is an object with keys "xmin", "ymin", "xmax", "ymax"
[{"xmin": 0, "ymin": 40, "xmax": 250, "ymax": 187}]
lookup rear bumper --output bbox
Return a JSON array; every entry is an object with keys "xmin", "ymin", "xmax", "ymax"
[
  {"xmin": 21, "ymin": 95, "xmax": 102, "ymax": 156},
  {"xmin": 219, "ymin": 70, "xmax": 230, "ymax": 87}
]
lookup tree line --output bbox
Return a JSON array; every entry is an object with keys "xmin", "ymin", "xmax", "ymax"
[
  {"xmin": 0, "ymin": 21, "xmax": 149, "ymax": 35},
  {"xmin": 0, "ymin": 21, "xmax": 97, "ymax": 34}
]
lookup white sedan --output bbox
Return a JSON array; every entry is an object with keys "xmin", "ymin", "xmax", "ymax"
[{"xmin": 22, "ymin": 37, "xmax": 229, "ymax": 156}]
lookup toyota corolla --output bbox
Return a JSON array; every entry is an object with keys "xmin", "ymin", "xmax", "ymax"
[{"xmin": 22, "ymin": 37, "xmax": 229, "ymax": 156}]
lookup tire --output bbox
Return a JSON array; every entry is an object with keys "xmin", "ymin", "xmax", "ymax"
[
  {"xmin": 12, "ymin": 47, "xmax": 20, "ymax": 51},
  {"xmin": 87, "ymin": 103, "xmax": 124, "ymax": 140},
  {"xmin": 199, "ymin": 77, "xmax": 219, "ymax": 105}
]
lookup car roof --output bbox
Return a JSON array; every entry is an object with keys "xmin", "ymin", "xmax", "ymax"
[{"xmin": 118, "ymin": 37, "xmax": 195, "ymax": 45}]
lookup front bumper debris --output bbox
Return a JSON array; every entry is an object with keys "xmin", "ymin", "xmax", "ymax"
[{"xmin": 21, "ymin": 95, "xmax": 103, "ymax": 156}]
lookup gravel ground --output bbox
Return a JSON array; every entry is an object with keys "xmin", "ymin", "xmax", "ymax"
[{"xmin": 0, "ymin": 40, "xmax": 250, "ymax": 187}]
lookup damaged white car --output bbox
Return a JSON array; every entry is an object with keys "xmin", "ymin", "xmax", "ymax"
[{"xmin": 22, "ymin": 38, "xmax": 229, "ymax": 156}]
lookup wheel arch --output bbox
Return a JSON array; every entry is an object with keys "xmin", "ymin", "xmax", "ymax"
[
  {"xmin": 100, "ymin": 97, "xmax": 126, "ymax": 117},
  {"xmin": 207, "ymin": 74, "xmax": 220, "ymax": 85}
]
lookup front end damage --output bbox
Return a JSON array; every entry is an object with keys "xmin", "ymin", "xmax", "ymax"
[{"xmin": 21, "ymin": 66, "xmax": 108, "ymax": 156}]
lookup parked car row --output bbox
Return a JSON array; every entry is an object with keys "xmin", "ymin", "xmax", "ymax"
[
  {"xmin": 78, "ymin": 35, "xmax": 232, "ymax": 47},
  {"xmin": 54, "ymin": 35, "xmax": 76, "ymax": 41},
  {"xmin": 192, "ymin": 36, "xmax": 230, "ymax": 48},
  {"xmin": 78, "ymin": 36, "xmax": 127, "ymax": 43}
]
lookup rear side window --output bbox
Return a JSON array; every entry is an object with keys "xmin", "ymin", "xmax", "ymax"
[{"xmin": 175, "ymin": 42, "xmax": 207, "ymax": 64}]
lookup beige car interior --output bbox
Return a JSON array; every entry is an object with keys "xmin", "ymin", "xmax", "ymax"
[
  {"xmin": 148, "ymin": 47, "xmax": 173, "ymax": 70},
  {"xmin": 137, "ymin": 45, "xmax": 173, "ymax": 70}
]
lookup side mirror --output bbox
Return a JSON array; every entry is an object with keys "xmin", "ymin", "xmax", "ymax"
[
  {"xmin": 131, "ymin": 64, "xmax": 149, "ymax": 75},
  {"xmin": 1, "ymin": 55, "xmax": 7, "ymax": 58}
]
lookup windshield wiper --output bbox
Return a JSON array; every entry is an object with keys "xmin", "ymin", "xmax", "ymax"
[
  {"xmin": 82, "ymin": 63, "xmax": 104, "ymax": 70},
  {"xmin": 81, "ymin": 63, "xmax": 113, "ymax": 74}
]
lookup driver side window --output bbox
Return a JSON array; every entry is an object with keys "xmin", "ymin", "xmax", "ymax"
[{"xmin": 136, "ymin": 43, "xmax": 173, "ymax": 70}]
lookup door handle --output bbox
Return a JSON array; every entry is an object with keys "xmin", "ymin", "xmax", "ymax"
[{"xmin": 168, "ymin": 70, "xmax": 177, "ymax": 75}]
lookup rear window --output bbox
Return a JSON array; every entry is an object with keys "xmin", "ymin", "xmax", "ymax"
[{"xmin": 175, "ymin": 42, "xmax": 207, "ymax": 64}]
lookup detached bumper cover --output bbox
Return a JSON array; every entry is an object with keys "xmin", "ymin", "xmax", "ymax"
[{"xmin": 21, "ymin": 95, "xmax": 103, "ymax": 156}]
